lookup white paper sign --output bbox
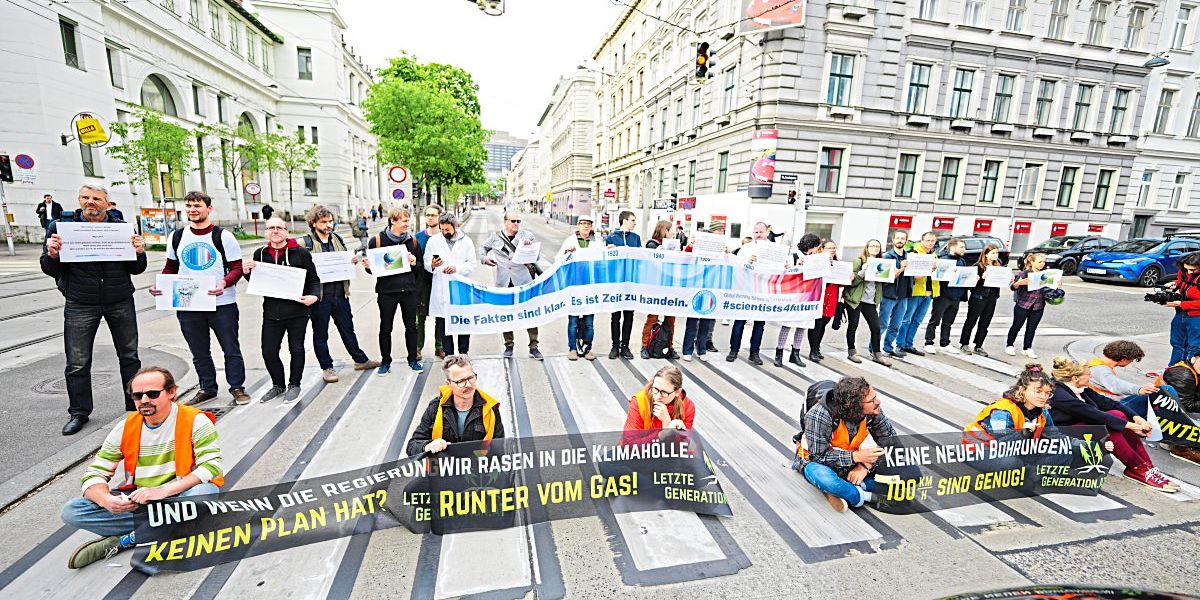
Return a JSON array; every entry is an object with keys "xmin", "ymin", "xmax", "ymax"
[
  {"xmin": 866, "ymin": 257, "xmax": 896, "ymax": 283},
  {"xmin": 948, "ymin": 266, "xmax": 979, "ymax": 287},
  {"xmin": 905, "ymin": 253, "xmax": 937, "ymax": 278},
  {"xmin": 934, "ymin": 259, "xmax": 957, "ymax": 281},
  {"xmin": 366, "ymin": 245, "xmax": 411, "ymax": 276},
  {"xmin": 511, "ymin": 242, "xmax": 542, "ymax": 265},
  {"xmin": 312, "ymin": 251, "xmax": 356, "ymax": 283},
  {"xmin": 155, "ymin": 274, "xmax": 217, "ymax": 311},
  {"xmin": 754, "ymin": 240, "xmax": 789, "ymax": 270},
  {"xmin": 661, "ymin": 239, "xmax": 681, "ymax": 252},
  {"xmin": 247, "ymin": 262, "xmax": 307, "ymax": 300},
  {"xmin": 826, "ymin": 260, "xmax": 854, "ymax": 285},
  {"xmin": 984, "ymin": 265, "xmax": 1014, "ymax": 289},
  {"xmin": 56, "ymin": 222, "xmax": 135, "ymax": 262},
  {"xmin": 802, "ymin": 255, "xmax": 832, "ymax": 280},
  {"xmin": 569, "ymin": 246, "xmax": 605, "ymax": 262},
  {"xmin": 691, "ymin": 232, "xmax": 728, "ymax": 259},
  {"xmin": 1028, "ymin": 269, "xmax": 1064, "ymax": 291}
]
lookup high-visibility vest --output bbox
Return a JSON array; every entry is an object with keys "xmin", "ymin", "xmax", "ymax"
[
  {"xmin": 964, "ymin": 398, "xmax": 1045, "ymax": 443},
  {"xmin": 634, "ymin": 388, "xmax": 687, "ymax": 429},
  {"xmin": 1157, "ymin": 361, "xmax": 1198, "ymax": 388},
  {"xmin": 797, "ymin": 417, "xmax": 869, "ymax": 460},
  {"xmin": 118, "ymin": 404, "xmax": 223, "ymax": 491},
  {"xmin": 431, "ymin": 386, "xmax": 498, "ymax": 442},
  {"xmin": 1085, "ymin": 357, "xmax": 1121, "ymax": 397}
]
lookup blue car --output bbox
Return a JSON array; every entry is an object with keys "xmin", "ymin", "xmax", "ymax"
[{"xmin": 1078, "ymin": 236, "xmax": 1200, "ymax": 287}]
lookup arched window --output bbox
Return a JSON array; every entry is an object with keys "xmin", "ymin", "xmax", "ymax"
[
  {"xmin": 238, "ymin": 112, "xmax": 256, "ymax": 134},
  {"xmin": 140, "ymin": 75, "xmax": 177, "ymax": 116}
]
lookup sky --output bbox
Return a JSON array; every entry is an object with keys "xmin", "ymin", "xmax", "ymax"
[{"xmin": 340, "ymin": 0, "xmax": 626, "ymax": 141}]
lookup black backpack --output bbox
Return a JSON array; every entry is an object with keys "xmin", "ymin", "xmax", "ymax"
[
  {"xmin": 171, "ymin": 226, "xmax": 228, "ymax": 274},
  {"xmin": 792, "ymin": 379, "xmax": 836, "ymax": 443},
  {"xmin": 646, "ymin": 321, "xmax": 673, "ymax": 359}
]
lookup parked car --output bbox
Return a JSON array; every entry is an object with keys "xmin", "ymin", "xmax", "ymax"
[
  {"xmin": 1020, "ymin": 235, "xmax": 1116, "ymax": 276},
  {"xmin": 934, "ymin": 234, "xmax": 1011, "ymax": 266},
  {"xmin": 1078, "ymin": 236, "xmax": 1200, "ymax": 286}
]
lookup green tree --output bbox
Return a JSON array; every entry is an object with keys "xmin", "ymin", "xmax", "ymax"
[
  {"xmin": 197, "ymin": 121, "xmax": 275, "ymax": 227},
  {"xmin": 377, "ymin": 53, "xmax": 482, "ymax": 118},
  {"xmin": 106, "ymin": 106, "xmax": 195, "ymax": 201},
  {"xmin": 260, "ymin": 129, "xmax": 320, "ymax": 228}
]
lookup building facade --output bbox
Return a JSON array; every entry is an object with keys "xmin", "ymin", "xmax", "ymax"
[
  {"xmin": 484, "ymin": 130, "xmax": 528, "ymax": 181},
  {"xmin": 545, "ymin": 73, "xmax": 596, "ymax": 221},
  {"xmin": 508, "ymin": 140, "xmax": 540, "ymax": 211}
]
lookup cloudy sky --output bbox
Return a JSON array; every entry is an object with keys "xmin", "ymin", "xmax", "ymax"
[{"xmin": 340, "ymin": 0, "xmax": 626, "ymax": 139}]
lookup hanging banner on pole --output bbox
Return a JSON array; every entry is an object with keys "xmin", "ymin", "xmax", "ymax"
[{"xmin": 749, "ymin": 129, "xmax": 778, "ymax": 184}]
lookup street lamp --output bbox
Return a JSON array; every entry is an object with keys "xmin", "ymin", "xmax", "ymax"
[
  {"xmin": 1144, "ymin": 54, "xmax": 1171, "ymax": 68},
  {"xmin": 472, "ymin": 0, "xmax": 504, "ymax": 16}
]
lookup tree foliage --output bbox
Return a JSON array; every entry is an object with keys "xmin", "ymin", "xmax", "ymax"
[
  {"xmin": 197, "ymin": 121, "xmax": 272, "ymax": 197},
  {"xmin": 105, "ymin": 106, "xmax": 195, "ymax": 193},
  {"xmin": 377, "ymin": 52, "xmax": 482, "ymax": 118}
]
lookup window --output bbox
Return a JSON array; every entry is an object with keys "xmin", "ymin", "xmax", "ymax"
[
  {"xmin": 722, "ymin": 67, "xmax": 736, "ymax": 113},
  {"xmin": 647, "ymin": 115, "xmax": 655, "ymax": 145},
  {"xmin": 818, "ymin": 147, "xmax": 845, "ymax": 194},
  {"xmin": 310, "ymin": 125, "xmax": 318, "ymax": 145},
  {"xmin": 1094, "ymin": 168, "xmax": 1115, "ymax": 210},
  {"xmin": 692, "ymin": 89, "xmax": 701, "ymax": 127},
  {"xmin": 1170, "ymin": 173, "xmax": 1188, "ymax": 209},
  {"xmin": 1056, "ymin": 166, "xmax": 1079, "ymax": 207},
  {"xmin": 1153, "ymin": 89, "xmax": 1176, "ymax": 134},
  {"xmin": 687, "ymin": 160, "xmax": 696, "ymax": 194},
  {"xmin": 964, "ymin": 0, "xmax": 984, "ymax": 25},
  {"xmin": 894, "ymin": 153, "xmax": 920, "ymax": 198},
  {"xmin": 1034, "ymin": 79, "xmax": 1056, "ymax": 127},
  {"xmin": 1072, "ymin": 84, "xmax": 1094, "ymax": 130},
  {"xmin": 827, "ymin": 54, "xmax": 855, "ymax": 106},
  {"xmin": 189, "ymin": 0, "xmax": 201, "ymax": 27},
  {"xmin": 949, "ymin": 69, "xmax": 974, "ymax": 119},
  {"xmin": 80, "ymin": 144, "xmax": 97, "ymax": 177},
  {"xmin": 1137, "ymin": 172, "xmax": 1154, "ymax": 207},
  {"xmin": 1108, "ymin": 88, "xmax": 1129, "ymax": 133},
  {"xmin": 980, "ymin": 160, "xmax": 1003, "ymax": 204},
  {"xmin": 217, "ymin": 94, "xmax": 225, "ymax": 122},
  {"xmin": 1188, "ymin": 94, "xmax": 1200, "ymax": 137},
  {"xmin": 140, "ymin": 75, "xmax": 178, "ymax": 116},
  {"xmin": 1087, "ymin": 1, "xmax": 1109, "ymax": 45},
  {"xmin": 192, "ymin": 84, "xmax": 204, "ymax": 116},
  {"xmin": 60, "ymin": 18, "xmax": 80, "ymax": 68},
  {"xmin": 905, "ymin": 63, "xmax": 930, "ymax": 114},
  {"xmin": 716, "ymin": 152, "xmax": 729, "ymax": 193},
  {"xmin": 229, "ymin": 20, "xmax": 239, "ymax": 53},
  {"xmin": 304, "ymin": 170, "xmax": 318, "ymax": 195},
  {"xmin": 160, "ymin": 0, "xmax": 176, "ymax": 14},
  {"xmin": 296, "ymin": 125, "xmax": 305, "ymax": 140},
  {"xmin": 1124, "ymin": 6, "xmax": 1145, "ymax": 49},
  {"xmin": 918, "ymin": 0, "xmax": 938, "ymax": 19},
  {"xmin": 247, "ymin": 35, "xmax": 257, "ymax": 65},
  {"xmin": 1048, "ymin": 0, "xmax": 1069, "ymax": 39},
  {"xmin": 297, "ymin": 47, "xmax": 313, "ymax": 80},
  {"xmin": 1018, "ymin": 163, "xmax": 1043, "ymax": 204},
  {"xmin": 1005, "ymin": 0, "xmax": 1026, "ymax": 31},
  {"xmin": 106, "ymin": 47, "xmax": 122, "ymax": 88},
  {"xmin": 992, "ymin": 74, "xmax": 1015, "ymax": 122},
  {"xmin": 262, "ymin": 41, "xmax": 271, "ymax": 74},
  {"xmin": 1174, "ymin": 6, "xmax": 1192, "ymax": 49},
  {"xmin": 660, "ymin": 107, "xmax": 668, "ymax": 139},
  {"xmin": 939, "ymin": 157, "xmax": 962, "ymax": 201},
  {"xmin": 209, "ymin": 3, "xmax": 221, "ymax": 40},
  {"xmin": 675, "ymin": 97, "xmax": 684, "ymax": 133},
  {"xmin": 637, "ymin": 70, "xmax": 644, "ymax": 98},
  {"xmin": 672, "ymin": 165, "xmax": 679, "ymax": 193}
]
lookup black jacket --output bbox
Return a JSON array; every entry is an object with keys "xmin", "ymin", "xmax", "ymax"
[
  {"xmin": 939, "ymin": 250, "xmax": 969, "ymax": 302},
  {"xmin": 880, "ymin": 247, "xmax": 912, "ymax": 300},
  {"xmin": 1163, "ymin": 362, "xmax": 1200, "ymax": 413},
  {"xmin": 40, "ymin": 214, "xmax": 147, "ymax": 305},
  {"xmin": 1048, "ymin": 380, "xmax": 1136, "ymax": 431},
  {"xmin": 366, "ymin": 231, "xmax": 425, "ymax": 294},
  {"xmin": 245, "ymin": 244, "xmax": 321, "ymax": 321},
  {"xmin": 405, "ymin": 391, "xmax": 506, "ymax": 457},
  {"xmin": 36, "ymin": 201, "xmax": 63, "ymax": 226},
  {"xmin": 969, "ymin": 264, "xmax": 1001, "ymax": 302}
]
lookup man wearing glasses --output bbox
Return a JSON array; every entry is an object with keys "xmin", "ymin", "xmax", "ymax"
[
  {"xmin": 479, "ymin": 211, "xmax": 542, "ymax": 359},
  {"xmin": 414, "ymin": 204, "xmax": 445, "ymax": 359},
  {"xmin": 406, "ymin": 355, "xmax": 505, "ymax": 456},
  {"xmin": 60, "ymin": 367, "xmax": 223, "ymax": 569}
]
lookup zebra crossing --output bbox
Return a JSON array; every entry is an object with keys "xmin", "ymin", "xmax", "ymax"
[{"xmin": 3, "ymin": 331, "xmax": 1200, "ymax": 600}]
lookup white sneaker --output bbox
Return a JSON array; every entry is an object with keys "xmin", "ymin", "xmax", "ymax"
[
  {"xmin": 924, "ymin": 344, "xmax": 937, "ymax": 355},
  {"xmin": 1022, "ymin": 349, "xmax": 1038, "ymax": 359},
  {"xmin": 697, "ymin": 353, "xmax": 708, "ymax": 362},
  {"xmin": 944, "ymin": 345, "xmax": 961, "ymax": 354},
  {"xmin": 682, "ymin": 354, "xmax": 692, "ymax": 362},
  {"xmin": 1005, "ymin": 346, "xmax": 1017, "ymax": 356}
]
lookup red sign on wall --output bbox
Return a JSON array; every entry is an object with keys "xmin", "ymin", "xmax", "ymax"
[
  {"xmin": 974, "ymin": 219, "xmax": 993, "ymax": 233},
  {"xmin": 889, "ymin": 215, "xmax": 913, "ymax": 229},
  {"xmin": 678, "ymin": 197, "xmax": 696, "ymax": 210},
  {"xmin": 932, "ymin": 216, "xmax": 955, "ymax": 231},
  {"xmin": 1088, "ymin": 223, "xmax": 1105, "ymax": 233},
  {"xmin": 1051, "ymin": 222, "xmax": 1068, "ymax": 236},
  {"xmin": 1014, "ymin": 221, "xmax": 1032, "ymax": 235}
]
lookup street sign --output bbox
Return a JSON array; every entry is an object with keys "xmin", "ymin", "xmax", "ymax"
[
  {"xmin": 778, "ymin": 173, "xmax": 798, "ymax": 183},
  {"xmin": 603, "ymin": 188, "xmax": 615, "ymax": 198},
  {"xmin": 13, "ymin": 154, "xmax": 35, "ymax": 184},
  {"xmin": 388, "ymin": 165, "xmax": 409, "ymax": 184},
  {"xmin": 392, "ymin": 189, "xmax": 406, "ymax": 200},
  {"xmin": 244, "ymin": 181, "xmax": 261, "ymax": 196}
]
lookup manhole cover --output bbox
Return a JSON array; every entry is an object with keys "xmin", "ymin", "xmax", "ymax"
[{"xmin": 33, "ymin": 372, "xmax": 117, "ymax": 394}]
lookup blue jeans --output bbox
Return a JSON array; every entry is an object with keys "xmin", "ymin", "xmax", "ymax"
[
  {"xmin": 801, "ymin": 462, "xmax": 877, "ymax": 507},
  {"xmin": 683, "ymin": 318, "xmax": 716, "ymax": 356},
  {"xmin": 900, "ymin": 295, "xmax": 933, "ymax": 349},
  {"xmin": 567, "ymin": 315, "xmax": 595, "ymax": 353},
  {"xmin": 1120, "ymin": 394, "xmax": 1151, "ymax": 419},
  {"xmin": 729, "ymin": 320, "xmax": 765, "ymax": 354},
  {"xmin": 63, "ymin": 298, "xmax": 141, "ymax": 418},
  {"xmin": 311, "ymin": 295, "xmax": 370, "ymax": 370},
  {"xmin": 178, "ymin": 303, "xmax": 246, "ymax": 394},
  {"xmin": 1169, "ymin": 312, "xmax": 1200, "ymax": 365},
  {"xmin": 61, "ymin": 483, "xmax": 220, "ymax": 537},
  {"xmin": 878, "ymin": 296, "xmax": 911, "ymax": 353}
]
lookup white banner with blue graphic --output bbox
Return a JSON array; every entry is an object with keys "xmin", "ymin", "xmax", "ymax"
[{"xmin": 440, "ymin": 247, "xmax": 825, "ymax": 335}]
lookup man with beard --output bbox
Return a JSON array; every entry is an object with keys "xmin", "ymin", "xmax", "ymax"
[
  {"xmin": 414, "ymin": 204, "xmax": 444, "ymax": 359},
  {"xmin": 425, "ymin": 213, "xmax": 478, "ymax": 355}
]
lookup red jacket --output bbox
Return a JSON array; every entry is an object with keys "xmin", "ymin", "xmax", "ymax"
[
  {"xmin": 1177, "ymin": 270, "xmax": 1200, "ymax": 316},
  {"xmin": 821, "ymin": 282, "xmax": 841, "ymax": 318},
  {"xmin": 622, "ymin": 389, "xmax": 696, "ymax": 445}
]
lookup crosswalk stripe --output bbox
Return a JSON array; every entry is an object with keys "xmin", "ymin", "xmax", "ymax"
[{"xmin": 894, "ymin": 354, "xmax": 1009, "ymax": 396}]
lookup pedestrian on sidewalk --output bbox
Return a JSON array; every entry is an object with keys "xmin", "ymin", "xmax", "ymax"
[
  {"xmin": 60, "ymin": 367, "xmax": 223, "ymax": 569},
  {"xmin": 844, "ymin": 239, "xmax": 890, "ymax": 366},
  {"xmin": 1164, "ymin": 252, "xmax": 1200, "ymax": 365},
  {"xmin": 898, "ymin": 231, "xmax": 939, "ymax": 357},
  {"xmin": 775, "ymin": 233, "xmax": 822, "ymax": 367},
  {"xmin": 1006, "ymin": 253, "xmax": 1048, "ymax": 359},
  {"xmin": 924, "ymin": 238, "xmax": 968, "ymax": 354},
  {"xmin": 43, "ymin": 184, "xmax": 146, "ymax": 436},
  {"xmin": 804, "ymin": 240, "xmax": 843, "ymax": 363},
  {"xmin": 366, "ymin": 207, "xmax": 426, "ymax": 374},
  {"xmin": 106, "ymin": 200, "xmax": 124, "ymax": 222},
  {"xmin": 640, "ymin": 220, "xmax": 679, "ymax": 359},
  {"xmin": 426, "ymin": 213, "xmax": 477, "ymax": 355},
  {"xmin": 149, "ymin": 191, "xmax": 250, "ymax": 406},
  {"xmin": 479, "ymin": 211, "xmax": 542, "ymax": 360},
  {"xmin": 623, "ymin": 366, "xmax": 695, "ymax": 445},
  {"xmin": 959, "ymin": 244, "xmax": 1003, "ymax": 356},
  {"xmin": 556, "ymin": 214, "xmax": 598, "ymax": 360},
  {"xmin": 606, "ymin": 211, "xmax": 641, "ymax": 360},
  {"xmin": 261, "ymin": 203, "xmax": 274, "ymax": 221},
  {"xmin": 414, "ymin": 204, "xmax": 445, "ymax": 360},
  {"xmin": 728, "ymin": 222, "xmax": 779, "ymax": 366},
  {"xmin": 406, "ymin": 355, "xmax": 504, "ymax": 456},
  {"xmin": 36, "ymin": 193, "xmax": 64, "ymax": 230},
  {"xmin": 301, "ymin": 205, "xmax": 381, "ymax": 383},
  {"xmin": 355, "ymin": 210, "xmax": 369, "ymax": 250},
  {"xmin": 244, "ymin": 217, "xmax": 320, "ymax": 402},
  {"xmin": 879, "ymin": 231, "xmax": 912, "ymax": 359}
]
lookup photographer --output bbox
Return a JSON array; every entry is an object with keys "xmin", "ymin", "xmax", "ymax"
[{"xmin": 1164, "ymin": 252, "xmax": 1200, "ymax": 366}]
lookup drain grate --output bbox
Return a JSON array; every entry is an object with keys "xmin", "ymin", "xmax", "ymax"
[{"xmin": 32, "ymin": 372, "xmax": 117, "ymax": 394}]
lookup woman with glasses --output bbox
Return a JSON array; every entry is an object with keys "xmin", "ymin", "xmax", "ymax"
[
  {"xmin": 405, "ymin": 355, "xmax": 505, "ymax": 456},
  {"xmin": 623, "ymin": 366, "xmax": 695, "ymax": 444}
]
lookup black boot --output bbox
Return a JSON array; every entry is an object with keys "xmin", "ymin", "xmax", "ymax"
[
  {"xmin": 749, "ymin": 351, "xmax": 763, "ymax": 366},
  {"xmin": 788, "ymin": 349, "xmax": 804, "ymax": 366},
  {"xmin": 809, "ymin": 350, "xmax": 822, "ymax": 363},
  {"xmin": 773, "ymin": 349, "xmax": 784, "ymax": 367},
  {"xmin": 608, "ymin": 346, "xmax": 620, "ymax": 359}
]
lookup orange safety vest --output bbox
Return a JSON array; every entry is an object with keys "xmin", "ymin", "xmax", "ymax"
[
  {"xmin": 796, "ymin": 417, "xmax": 869, "ymax": 460},
  {"xmin": 964, "ymin": 398, "xmax": 1045, "ymax": 443},
  {"xmin": 119, "ymin": 404, "xmax": 223, "ymax": 491},
  {"xmin": 430, "ymin": 385, "xmax": 498, "ymax": 442},
  {"xmin": 634, "ymin": 388, "xmax": 690, "ymax": 429},
  {"xmin": 1157, "ymin": 361, "xmax": 1198, "ymax": 388},
  {"xmin": 1085, "ymin": 357, "xmax": 1120, "ymax": 397}
]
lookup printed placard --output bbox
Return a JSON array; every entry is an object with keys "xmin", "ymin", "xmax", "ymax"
[
  {"xmin": 366, "ymin": 245, "xmax": 412, "ymax": 276},
  {"xmin": 866, "ymin": 257, "xmax": 896, "ymax": 283}
]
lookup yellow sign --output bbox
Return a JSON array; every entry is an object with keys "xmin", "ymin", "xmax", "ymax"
[{"xmin": 76, "ymin": 114, "xmax": 109, "ymax": 146}]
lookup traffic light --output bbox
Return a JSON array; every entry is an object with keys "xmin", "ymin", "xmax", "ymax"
[
  {"xmin": 695, "ymin": 42, "xmax": 712, "ymax": 81},
  {"xmin": 787, "ymin": 189, "xmax": 796, "ymax": 205},
  {"xmin": 0, "ymin": 155, "xmax": 12, "ymax": 183},
  {"xmin": 670, "ymin": 192, "xmax": 678, "ymax": 211}
]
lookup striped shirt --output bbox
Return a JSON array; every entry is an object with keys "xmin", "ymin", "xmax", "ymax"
[{"xmin": 81, "ymin": 403, "xmax": 223, "ymax": 492}]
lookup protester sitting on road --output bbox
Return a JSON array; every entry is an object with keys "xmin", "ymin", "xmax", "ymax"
[
  {"xmin": 405, "ymin": 355, "xmax": 505, "ymax": 457},
  {"xmin": 793, "ymin": 376, "xmax": 897, "ymax": 512},
  {"xmin": 1162, "ymin": 353, "xmax": 1200, "ymax": 414},
  {"xmin": 60, "ymin": 367, "xmax": 222, "ymax": 569},
  {"xmin": 425, "ymin": 213, "xmax": 478, "ymax": 356},
  {"xmin": 1086, "ymin": 340, "xmax": 1159, "ymax": 418},
  {"xmin": 844, "ymin": 239, "xmax": 891, "ymax": 367},
  {"xmin": 965, "ymin": 364, "xmax": 1059, "ymax": 444},
  {"xmin": 366, "ymin": 207, "xmax": 427, "ymax": 373},
  {"xmin": 924, "ymin": 238, "xmax": 968, "ymax": 354},
  {"xmin": 243, "ymin": 217, "xmax": 321, "ymax": 402},
  {"xmin": 556, "ymin": 215, "xmax": 599, "ymax": 360},
  {"xmin": 1049, "ymin": 357, "xmax": 1177, "ymax": 492},
  {"xmin": 775, "ymin": 233, "xmax": 822, "ymax": 367},
  {"xmin": 1164, "ymin": 252, "xmax": 1200, "ymax": 365},
  {"xmin": 606, "ymin": 211, "xmax": 642, "ymax": 360},
  {"xmin": 479, "ymin": 211, "xmax": 542, "ymax": 360},
  {"xmin": 623, "ymin": 366, "xmax": 695, "ymax": 444},
  {"xmin": 641, "ymin": 220, "xmax": 680, "ymax": 359},
  {"xmin": 1006, "ymin": 253, "xmax": 1048, "ymax": 359},
  {"xmin": 959, "ymin": 244, "xmax": 1003, "ymax": 357}
]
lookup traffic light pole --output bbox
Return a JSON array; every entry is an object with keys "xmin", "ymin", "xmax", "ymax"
[
  {"xmin": 0, "ymin": 181, "xmax": 15, "ymax": 256},
  {"xmin": 786, "ymin": 180, "xmax": 807, "ymax": 251}
]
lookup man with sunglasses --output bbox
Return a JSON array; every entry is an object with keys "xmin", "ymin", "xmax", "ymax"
[
  {"xmin": 479, "ymin": 211, "xmax": 542, "ymax": 359},
  {"xmin": 61, "ymin": 367, "xmax": 223, "ymax": 569},
  {"xmin": 405, "ymin": 355, "xmax": 505, "ymax": 456},
  {"xmin": 414, "ymin": 204, "xmax": 445, "ymax": 360}
]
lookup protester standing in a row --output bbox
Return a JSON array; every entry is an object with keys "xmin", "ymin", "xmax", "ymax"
[
  {"xmin": 728, "ymin": 223, "xmax": 776, "ymax": 366},
  {"xmin": 843, "ymin": 239, "xmax": 890, "ymax": 366},
  {"xmin": 898, "ymin": 231, "xmax": 939, "ymax": 356},
  {"xmin": 606, "ymin": 211, "xmax": 641, "ymax": 359},
  {"xmin": 366, "ymin": 207, "xmax": 426, "ymax": 374},
  {"xmin": 479, "ymin": 211, "xmax": 542, "ymax": 359},
  {"xmin": 959, "ymin": 244, "xmax": 1003, "ymax": 356},
  {"xmin": 426, "ymin": 213, "xmax": 477, "ymax": 356},
  {"xmin": 556, "ymin": 215, "xmax": 598, "ymax": 360},
  {"xmin": 924, "ymin": 238, "xmax": 967, "ymax": 354},
  {"xmin": 774, "ymin": 233, "xmax": 822, "ymax": 367},
  {"xmin": 414, "ymin": 204, "xmax": 444, "ymax": 360},
  {"xmin": 804, "ymin": 240, "xmax": 843, "ymax": 363},
  {"xmin": 641, "ymin": 220, "xmax": 679, "ymax": 359},
  {"xmin": 1006, "ymin": 253, "xmax": 1049, "ymax": 359},
  {"xmin": 879, "ymin": 231, "xmax": 912, "ymax": 358}
]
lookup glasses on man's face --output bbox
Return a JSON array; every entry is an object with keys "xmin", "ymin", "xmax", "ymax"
[
  {"xmin": 130, "ymin": 389, "xmax": 166, "ymax": 401},
  {"xmin": 448, "ymin": 374, "xmax": 478, "ymax": 388},
  {"xmin": 650, "ymin": 386, "xmax": 676, "ymax": 398},
  {"xmin": 425, "ymin": 212, "xmax": 439, "ymax": 218},
  {"xmin": 266, "ymin": 226, "xmax": 287, "ymax": 231},
  {"xmin": 507, "ymin": 219, "xmax": 521, "ymax": 224}
]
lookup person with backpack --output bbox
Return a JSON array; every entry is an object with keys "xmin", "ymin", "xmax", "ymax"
[
  {"xmin": 641, "ymin": 220, "xmax": 680, "ymax": 360},
  {"xmin": 149, "ymin": 191, "xmax": 250, "ymax": 406},
  {"xmin": 622, "ymin": 366, "xmax": 695, "ymax": 445},
  {"xmin": 354, "ymin": 210, "xmax": 369, "ymax": 250},
  {"xmin": 479, "ymin": 211, "xmax": 543, "ymax": 360},
  {"xmin": 414, "ymin": 204, "xmax": 445, "ymax": 359},
  {"xmin": 792, "ymin": 376, "xmax": 897, "ymax": 512},
  {"xmin": 606, "ymin": 211, "xmax": 642, "ymax": 360},
  {"xmin": 1160, "ymin": 354, "xmax": 1200, "ymax": 465},
  {"xmin": 366, "ymin": 207, "xmax": 427, "ymax": 374},
  {"xmin": 556, "ymin": 215, "xmax": 599, "ymax": 360},
  {"xmin": 301, "ymin": 205, "xmax": 381, "ymax": 384},
  {"xmin": 923, "ymin": 238, "xmax": 968, "ymax": 354}
]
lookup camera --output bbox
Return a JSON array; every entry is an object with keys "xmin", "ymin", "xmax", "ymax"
[{"xmin": 1144, "ymin": 287, "xmax": 1184, "ymax": 305}]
